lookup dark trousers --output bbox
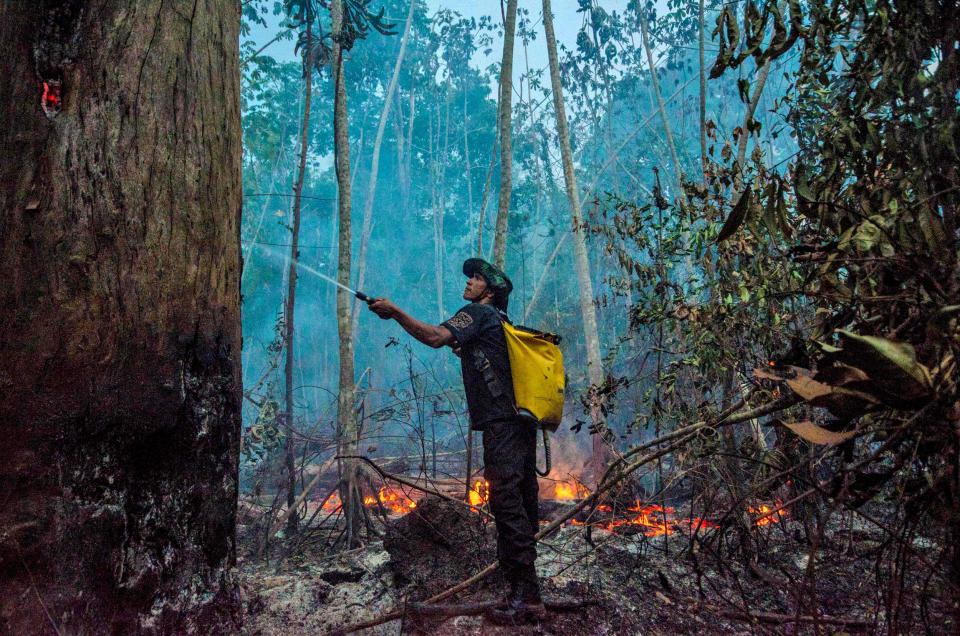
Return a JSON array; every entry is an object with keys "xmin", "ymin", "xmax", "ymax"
[{"xmin": 482, "ymin": 417, "xmax": 540, "ymax": 600}]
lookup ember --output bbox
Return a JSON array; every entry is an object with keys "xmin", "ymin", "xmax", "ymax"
[
  {"xmin": 561, "ymin": 498, "xmax": 785, "ymax": 537},
  {"xmin": 749, "ymin": 502, "xmax": 788, "ymax": 526}
]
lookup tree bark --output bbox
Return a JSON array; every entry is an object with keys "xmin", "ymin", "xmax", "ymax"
[
  {"xmin": 0, "ymin": 0, "xmax": 242, "ymax": 632},
  {"xmin": 330, "ymin": 0, "xmax": 361, "ymax": 547},
  {"xmin": 542, "ymin": 0, "xmax": 609, "ymax": 487},
  {"xmin": 491, "ymin": 0, "xmax": 517, "ymax": 270}
]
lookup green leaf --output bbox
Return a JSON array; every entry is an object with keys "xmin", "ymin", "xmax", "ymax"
[{"xmin": 716, "ymin": 187, "xmax": 752, "ymax": 243}]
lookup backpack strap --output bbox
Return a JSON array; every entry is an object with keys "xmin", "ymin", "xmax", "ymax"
[{"xmin": 536, "ymin": 429, "xmax": 551, "ymax": 477}]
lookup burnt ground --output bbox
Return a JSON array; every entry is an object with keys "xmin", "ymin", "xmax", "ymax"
[{"xmin": 236, "ymin": 497, "xmax": 954, "ymax": 635}]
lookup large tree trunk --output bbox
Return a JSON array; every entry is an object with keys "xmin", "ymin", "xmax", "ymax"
[
  {"xmin": 0, "ymin": 1, "xmax": 242, "ymax": 632},
  {"xmin": 491, "ymin": 0, "xmax": 517, "ymax": 270},
  {"xmin": 542, "ymin": 0, "xmax": 609, "ymax": 487},
  {"xmin": 330, "ymin": 0, "xmax": 361, "ymax": 546}
]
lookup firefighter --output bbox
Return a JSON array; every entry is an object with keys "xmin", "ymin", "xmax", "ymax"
[{"xmin": 367, "ymin": 258, "xmax": 544, "ymax": 624}]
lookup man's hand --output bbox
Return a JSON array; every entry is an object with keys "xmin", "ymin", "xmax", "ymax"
[{"xmin": 368, "ymin": 298, "xmax": 398, "ymax": 320}]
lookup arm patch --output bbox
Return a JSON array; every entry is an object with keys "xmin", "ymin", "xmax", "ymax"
[{"xmin": 446, "ymin": 311, "xmax": 474, "ymax": 329}]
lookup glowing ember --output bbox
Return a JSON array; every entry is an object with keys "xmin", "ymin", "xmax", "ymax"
[
  {"xmin": 363, "ymin": 495, "xmax": 376, "ymax": 505},
  {"xmin": 468, "ymin": 479, "xmax": 489, "ymax": 507},
  {"xmin": 562, "ymin": 498, "xmax": 784, "ymax": 536},
  {"xmin": 749, "ymin": 502, "xmax": 788, "ymax": 526}
]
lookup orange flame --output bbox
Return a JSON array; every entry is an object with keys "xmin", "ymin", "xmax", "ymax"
[
  {"xmin": 321, "ymin": 493, "xmax": 342, "ymax": 513},
  {"xmin": 359, "ymin": 485, "xmax": 418, "ymax": 514},
  {"xmin": 552, "ymin": 481, "xmax": 589, "ymax": 500},
  {"xmin": 563, "ymin": 499, "xmax": 783, "ymax": 536},
  {"xmin": 468, "ymin": 479, "xmax": 489, "ymax": 507}
]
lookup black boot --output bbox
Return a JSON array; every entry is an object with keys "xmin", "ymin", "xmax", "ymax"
[{"xmin": 487, "ymin": 567, "xmax": 544, "ymax": 625}]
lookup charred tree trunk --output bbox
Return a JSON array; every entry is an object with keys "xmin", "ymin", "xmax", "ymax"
[{"xmin": 0, "ymin": 1, "xmax": 242, "ymax": 632}]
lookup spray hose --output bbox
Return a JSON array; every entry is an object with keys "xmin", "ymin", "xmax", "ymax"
[{"xmin": 536, "ymin": 428, "xmax": 551, "ymax": 477}]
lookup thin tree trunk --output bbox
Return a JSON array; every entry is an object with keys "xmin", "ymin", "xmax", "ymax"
[
  {"xmin": 402, "ymin": 87, "xmax": 416, "ymax": 212},
  {"xmin": 476, "ymin": 91, "xmax": 501, "ymax": 256},
  {"xmin": 523, "ymin": 232, "xmax": 569, "ymax": 323},
  {"xmin": 639, "ymin": 10, "xmax": 687, "ymax": 205},
  {"xmin": 736, "ymin": 60, "xmax": 772, "ymax": 171},
  {"xmin": 353, "ymin": 0, "xmax": 414, "ymax": 335},
  {"xmin": 435, "ymin": 86, "xmax": 451, "ymax": 320},
  {"xmin": 491, "ymin": 0, "xmax": 518, "ymax": 270},
  {"xmin": 542, "ymin": 0, "xmax": 608, "ymax": 487},
  {"xmin": 699, "ymin": 0, "xmax": 708, "ymax": 179},
  {"xmin": 0, "ymin": 1, "xmax": 242, "ymax": 631},
  {"xmin": 284, "ymin": 23, "xmax": 314, "ymax": 535},
  {"xmin": 331, "ymin": 0, "xmax": 360, "ymax": 547},
  {"xmin": 463, "ymin": 83, "xmax": 473, "ymax": 215}
]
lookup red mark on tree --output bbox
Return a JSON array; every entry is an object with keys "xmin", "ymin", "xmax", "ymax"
[{"xmin": 41, "ymin": 80, "xmax": 62, "ymax": 119}]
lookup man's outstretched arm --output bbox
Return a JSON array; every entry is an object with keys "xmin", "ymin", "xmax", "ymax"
[{"xmin": 367, "ymin": 298, "xmax": 454, "ymax": 348}]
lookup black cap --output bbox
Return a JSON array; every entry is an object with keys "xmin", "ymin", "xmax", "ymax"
[{"xmin": 463, "ymin": 258, "xmax": 513, "ymax": 312}]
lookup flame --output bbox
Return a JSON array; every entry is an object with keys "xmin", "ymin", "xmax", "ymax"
[
  {"xmin": 468, "ymin": 479, "xmax": 489, "ymax": 507},
  {"xmin": 563, "ymin": 499, "xmax": 783, "ymax": 536},
  {"xmin": 321, "ymin": 493, "xmax": 342, "ymax": 513},
  {"xmin": 376, "ymin": 485, "xmax": 418, "ymax": 514},
  {"xmin": 363, "ymin": 495, "xmax": 376, "ymax": 505},
  {"xmin": 552, "ymin": 480, "xmax": 589, "ymax": 500}
]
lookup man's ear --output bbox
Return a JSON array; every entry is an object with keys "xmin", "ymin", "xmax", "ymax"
[{"xmin": 485, "ymin": 288, "xmax": 495, "ymax": 301}]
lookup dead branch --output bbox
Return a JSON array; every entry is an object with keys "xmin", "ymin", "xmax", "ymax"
[
  {"xmin": 711, "ymin": 606, "xmax": 874, "ymax": 629},
  {"xmin": 339, "ymin": 455, "xmax": 489, "ymax": 515},
  {"xmin": 269, "ymin": 456, "xmax": 336, "ymax": 536},
  {"xmin": 329, "ymin": 597, "xmax": 599, "ymax": 633}
]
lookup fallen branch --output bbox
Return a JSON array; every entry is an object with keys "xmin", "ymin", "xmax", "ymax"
[
  {"xmin": 269, "ymin": 456, "xmax": 336, "ymax": 536},
  {"xmin": 712, "ymin": 607, "xmax": 874, "ymax": 628},
  {"xmin": 406, "ymin": 597, "xmax": 599, "ymax": 617},
  {"xmin": 339, "ymin": 455, "xmax": 488, "ymax": 515},
  {"xmin": 330, "ymin": 597, "xmax": 599, "ymax": 633}
]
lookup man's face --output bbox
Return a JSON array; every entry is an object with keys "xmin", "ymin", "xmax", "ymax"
[{"xmin": 463, "ymin": 272, "xmax": 490, "ymax": 302}]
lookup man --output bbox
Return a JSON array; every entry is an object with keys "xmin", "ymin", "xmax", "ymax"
[{"xmin": 368, "ymin": 258, "xmax": 544, "ymax": 624}]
